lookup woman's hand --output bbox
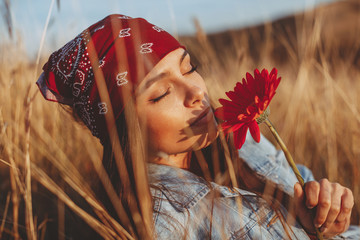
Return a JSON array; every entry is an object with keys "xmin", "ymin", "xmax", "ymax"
[{"xmin": 293, "ymin": 179, "xmax": 354, "ymax": 237}]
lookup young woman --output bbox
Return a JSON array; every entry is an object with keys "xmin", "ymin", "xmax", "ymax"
[{"xmin": 37, "ymin": 14, "xmax": 359, "ymax": 239}]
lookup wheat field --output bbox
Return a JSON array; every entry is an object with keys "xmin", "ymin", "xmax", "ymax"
[{"xmin": 0, "ymin": 0, "xmax": 360, "ymax": 239}]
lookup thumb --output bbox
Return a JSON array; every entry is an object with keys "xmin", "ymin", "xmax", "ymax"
[
  {"xmin": 294, "ymin": 182, "xmax": 304, "ymax": 201},
  {"xmin": 294, "ymin": 182, "xmax": 308, "ymax": 217},
  {"xmin": 294, "ymin": 182, "xmax": 304, "ymax": 205},
  {"xmin": 293, "ymin": 182, "xmax": 315, "ymax": 232}
]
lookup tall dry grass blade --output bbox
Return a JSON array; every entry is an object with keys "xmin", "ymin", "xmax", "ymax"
[
  {"xmin": 9, "ymin": 165, "xmax": 20, "ymax": 240},
  {"xmin": 86, "ymin": 30, "xmax": 139, "ymax": 236},
  {"xmin": 35, "ymin": 0, "xmax": 56, "ymax": 78},
  {"xmin": 56, "ymin": 0, "xmax": 60, "ymax": 11},
  {"xmin": 38, "ymin": 216, "xmax": 49, "ymax": 240},
  {"xmin": 0, "ymin": 192, "xmax": 11, "ymax": 239},
  {"xmin": 125, "ymin": 101, "xmax": 153, "ymax": 238},
  {"xmin": 351, "ymin": 131, "xmax": 360, "ymax": 224},
  {"xmin": 5, "ymin": 143, "xmax": 24, "ymax": 195},
  {"xmin": 1, "ymin": 114, "xmax": 22, "ymax": 240},
  {"xmin": 113, "ymin": 19, "xmax": 157, "ymax": 237},
  {"xmin": 181, "ymin": 126, "xmax": 230, "ymax": 237},
  {"xmin": 0, "ymin": 109, "xmax": 24, "ymax": 195},
  {"xmin": 166, "ymin": 0, "xmax": 178, "ymax": 39},
  {"xmin": 332, "ymin": 84, "xmax": 360, "ymax": 124},
  {"xmin": 192, "ymin": 17, "xmax": 221, "ymax": 75},
  {"xmin": 217, "ymin": 131, "xmax": 245, "ymax": 228},
  {"xmin": 24, "ymin": 86, "xmax": 37, "ymax": 240},
  {"xmin": 183, "ymin": 127, "xmax": 212, "ymax": 181},
  {"xmin": 0, "ymin": 158, "xmax": 11, "ymax": 167},
  {"xmin": 1, "ymin": 0, "xmax": 13, "ymax": 38},
  {"xmin": 319, "ymin": 50, "xmax": 338, "ymax": 181},
  {"xmin": 273, "ymin": 28, "xmax": 298, "ymax": 67},
  {"xmin": 58, "ymin": 185, "xmax": 65, "ymax": 240},
  {"xmin": 218, "ymin": 131, "xmax": 238, "ymax": 189}
]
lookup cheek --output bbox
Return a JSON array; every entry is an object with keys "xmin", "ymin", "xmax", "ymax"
[
  {"xmin": 141, "ymin": 105, "xmax": 185, "ymax": 151},
  {"xmin": 143, "ymin": 108, "xmax": 218, "ymax": 155}
]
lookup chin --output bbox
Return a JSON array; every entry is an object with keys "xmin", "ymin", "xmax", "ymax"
[
  {"xmin": 153, "ymin": 122, "xmax": 219, "ymax": 154},
  {"xmin": 192, "ymin": 128, "xmax": 219, "ymax": 151}
]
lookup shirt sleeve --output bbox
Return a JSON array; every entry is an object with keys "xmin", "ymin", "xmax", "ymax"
[{"xmin": 238, "ymin": 132, "xmax": 315, "ymax": 196}]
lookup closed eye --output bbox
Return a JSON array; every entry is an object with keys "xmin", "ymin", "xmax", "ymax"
[
  {"xmin": 184, "ymin": 64, "xmax": 198, "ymax": 75},
  {"xmin": 150, "ymin": 88, "xmax": 170, "ymax": 103}
]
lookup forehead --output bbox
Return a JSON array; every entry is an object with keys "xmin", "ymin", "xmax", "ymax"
[
  {"xmin": 136, "ymin": 48, "xmax": 188, "ymax": 93},
  {"xmin": 146, "ymin": 48, "xmax": 187, "ymax": 74}
]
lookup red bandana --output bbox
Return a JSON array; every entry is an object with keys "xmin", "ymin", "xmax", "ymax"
[{"xmin": 37, "ymin": 14, "xmax": 183, "ymax": 143}]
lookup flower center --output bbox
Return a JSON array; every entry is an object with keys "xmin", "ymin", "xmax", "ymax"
[{"xmin": 255, "ymin": 108, "xmax": 270, "ymax": 124}]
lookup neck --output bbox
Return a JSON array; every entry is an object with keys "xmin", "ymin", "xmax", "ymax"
[{"xmin": 150, "ymin": 152, "xmax": 192, "ymax": 170}]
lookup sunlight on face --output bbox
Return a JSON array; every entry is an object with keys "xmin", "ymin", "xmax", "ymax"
[{"xmin": 135, "ymin": 48, "xmax": 218, "ymax": 158}]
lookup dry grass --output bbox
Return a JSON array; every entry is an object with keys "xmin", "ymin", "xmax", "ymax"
[{"xmin": 0, "ymin": 0, "xmax": 360, "ymax": 238}]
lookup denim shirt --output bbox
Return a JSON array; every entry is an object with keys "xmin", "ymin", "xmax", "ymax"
[
  {"xmin": 238, "ymin": 133, "xmax": 315, "ymax": 196},
  {"xmin": 148, "ymin": 133, "xmax": 360, "ymax": 239}
]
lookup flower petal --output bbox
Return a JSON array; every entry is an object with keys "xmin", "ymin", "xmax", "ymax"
[
  {"xmin": 248, "ymin": 120, "xmax": 261, "ymax": 143},
  {"xmin": 270, "ymin": 68, "xmax": 277, "ymax": 76},
  {"xmin": 214, "ymin": 107, "xmax": 225, "ymax": 120},
  {"xmin": 233, "ymin": 126, "xmax": 248, "ymax": 149},
  {"xmin": 223, "ymin": 121, "xmax": 245, "ymax": 134},
  {"xmin": 219, "ymin": 98, "xmax": 242, "ymax": 109}
]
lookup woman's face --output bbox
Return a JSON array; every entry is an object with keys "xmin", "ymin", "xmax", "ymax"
[{"xmin": 135, "ymin": 48, "xmax": 218, "ymax": 157}]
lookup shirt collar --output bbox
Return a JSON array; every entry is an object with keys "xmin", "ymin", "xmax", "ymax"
[{"xmin": 148, "ymin": 163, "xmax": 211, "ymax": 212}]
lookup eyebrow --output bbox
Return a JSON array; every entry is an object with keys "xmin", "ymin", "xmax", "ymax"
[
  {"xmin": 141, "ymin": 49, "xmax": 189, "ymax": 91},
  {"xmin": 179, "ymin": 49, "xmax": 188, "ymax": 65},
  {"xmin": 144, "ymin": 72, "xmax": 170, "ymax": 89}
]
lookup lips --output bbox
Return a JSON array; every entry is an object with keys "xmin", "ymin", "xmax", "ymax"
[{"xmin": 190, "ymin": 107, "xmax": 211, "ymax": 126}]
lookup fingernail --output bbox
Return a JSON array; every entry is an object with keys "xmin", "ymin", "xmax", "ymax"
[{"xmin": 314, "ymin": 223, "xmax": 321, "ymax": 228}]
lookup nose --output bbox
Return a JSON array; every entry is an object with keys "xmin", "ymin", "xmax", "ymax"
[{"xmin": 184, "ymin": 83, "xmax": 205, "ymax": 107}]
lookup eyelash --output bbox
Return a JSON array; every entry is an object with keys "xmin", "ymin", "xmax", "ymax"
[
  {"xmin": 149, "ymin": 64, "xmax": 198, "ymax": 104},
  {"xmin": 150, "ymin": 88, "xmax": 170, "ymax": 103},
  {"xmin": 186, "ymin": 64, "xmax": 198, "ymax": 75}
]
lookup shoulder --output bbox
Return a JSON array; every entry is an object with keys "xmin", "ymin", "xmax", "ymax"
[{"xmin": 238, "ymin": 132, "xmax": 315, "ymax": 195}]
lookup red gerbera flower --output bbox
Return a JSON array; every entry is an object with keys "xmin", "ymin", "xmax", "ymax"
[{"xmin": 215, "ymin": 68, "xmax": 281, "ymax": 149}]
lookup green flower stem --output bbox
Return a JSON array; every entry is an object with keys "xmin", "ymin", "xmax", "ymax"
[
  {"xmin": 263, "ymin": 118, "xmax": 323, "ymax": 240},
  {"xmin": 264, "ymin": 118, "xmax": 304, "ymax": 186}
]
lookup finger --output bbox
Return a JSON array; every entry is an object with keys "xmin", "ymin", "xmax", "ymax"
[
  {"xmin": 314, "ymin": 179, "xmax": 331, "ymax": 228},
  {"xmin": 293, "ymin": 183, "xmax": 304, "ymax": 213},
  {"xmin": 294, "ymin": 182, "xmax": 304, "ymax": 201},
  {"xmin": 323, "ymin": 215, "xmax": 350, "ymax": 237},
  {"xmin": 321, "ymin": 183, "xmax": 342, "ymax": 231},
  {"xmin": 294, "ymin": 183, "xmax": 316, "ymax": 232},
  {"xmin": 294, "ymin": 183, "xmax": 305, "ymax": 209},
  {"xmin": 336, "ymin": 188, "xmax": 354, "ymax": 223},
  {"xmin": 304, "ymin": 181, "xmax": 320, "ymax": 209}
]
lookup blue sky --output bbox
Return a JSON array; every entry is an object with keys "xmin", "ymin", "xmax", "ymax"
[{"xmin": 1, "ymin": 0, "xmax": 338, "ymax": 58}]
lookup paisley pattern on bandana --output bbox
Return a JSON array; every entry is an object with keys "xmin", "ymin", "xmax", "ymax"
[{"xmin": 37, "ymin": 14, "xmax": 184, "ymax": 143}]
